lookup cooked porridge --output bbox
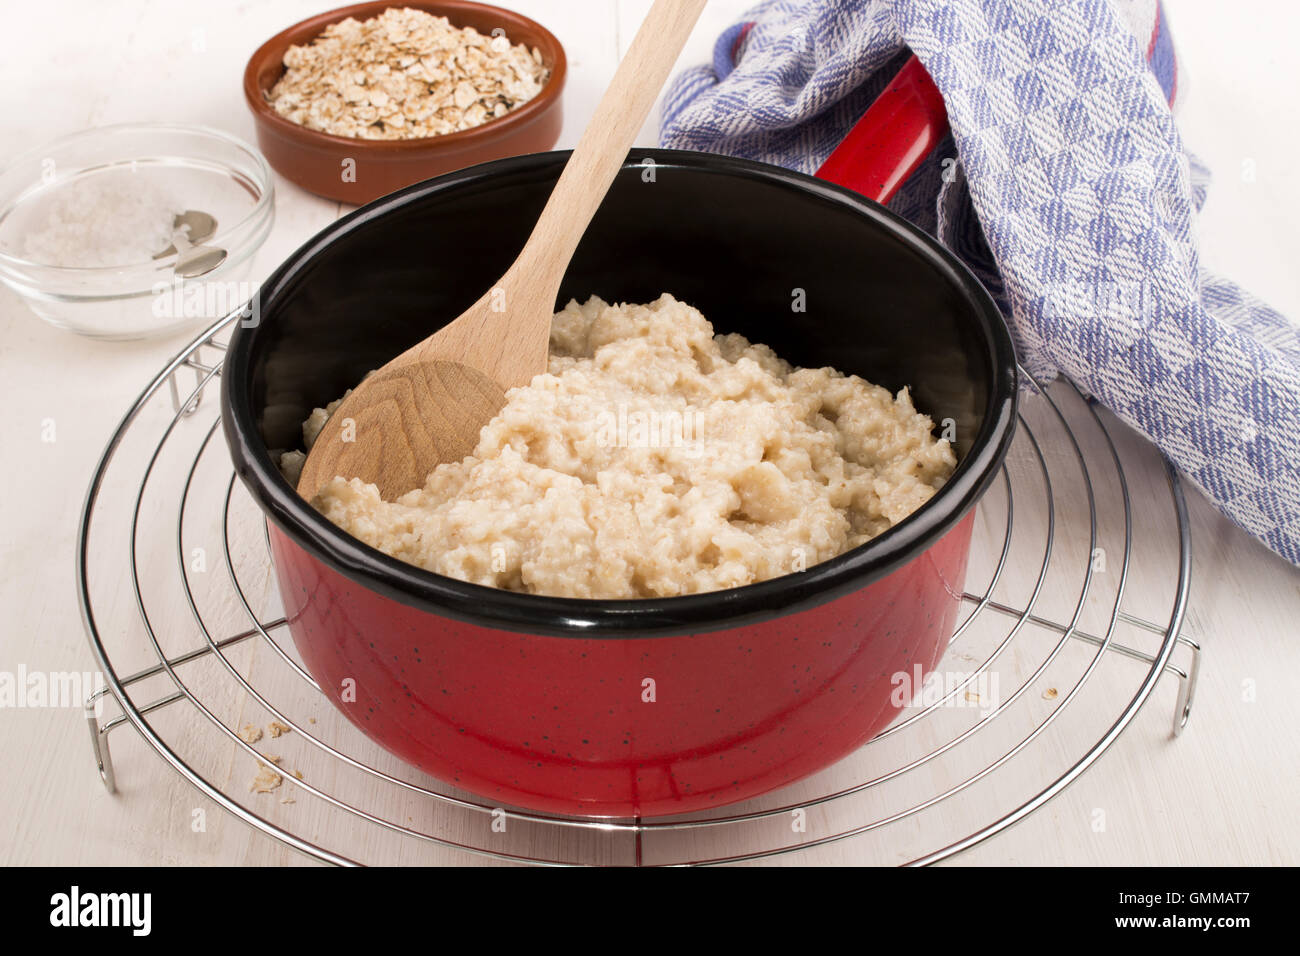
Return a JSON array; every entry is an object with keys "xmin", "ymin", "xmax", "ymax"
[{"xmin": 287, "ymin": 294, "xmax": 955, "ymax": 599}]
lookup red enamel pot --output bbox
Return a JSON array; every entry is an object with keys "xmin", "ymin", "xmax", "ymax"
[{"xmin": 222, "ymin": 59, "xmax": 1018, "ymax": 817}]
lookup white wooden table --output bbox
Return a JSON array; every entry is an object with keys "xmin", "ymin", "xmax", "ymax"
[{"xmin": 1, "ymin": 0, "xmax": 1297, "ymax": 866}]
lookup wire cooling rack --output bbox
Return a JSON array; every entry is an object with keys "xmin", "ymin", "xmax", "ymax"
[{"xmin": 77, "ymin": 313, "xmax": 1199, "ymax": 866}]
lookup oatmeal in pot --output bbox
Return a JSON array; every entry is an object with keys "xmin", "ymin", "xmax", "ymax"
[{"xmin": 289, "ymin": 294, "xmax": 956, "ymax": 598}]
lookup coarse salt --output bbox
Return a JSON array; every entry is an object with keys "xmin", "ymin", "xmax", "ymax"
[{"xmin": 20, "ymin": 170, "xmax": 180, "ymax": 268}]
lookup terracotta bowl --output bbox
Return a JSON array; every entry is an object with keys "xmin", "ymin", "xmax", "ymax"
[{"xmin": 242, "ymin": 1, "xmax": 566, "ymax": 204}]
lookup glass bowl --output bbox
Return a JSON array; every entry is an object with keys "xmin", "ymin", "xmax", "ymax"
[{"xmin": 0, "ymin": 123, "xmax": 274, "ymax": 341}]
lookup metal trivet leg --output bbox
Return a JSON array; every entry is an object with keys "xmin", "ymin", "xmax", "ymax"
[
  {"xmin": 165, "ymin": 342, "xmax": 225, "ymax": 417},
  {"xmin": 968, "ymin": 600, "xmax": 1202, "ymax": 737},
  {"xmin": 83, "ymin": 620, "xmax": 284, "ymax": 793},
  {"xmin": 86, "ymin": 696, "xmax": 115, "ymax": 793}
]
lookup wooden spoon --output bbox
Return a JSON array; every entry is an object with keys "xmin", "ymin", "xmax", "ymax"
[{"xmin": 297, "ymin": 0, "xmax": 707, "ymax": 502}]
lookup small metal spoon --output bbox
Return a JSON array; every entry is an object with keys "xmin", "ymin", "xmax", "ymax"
[
  {"xmin": 153, "ymin": 210, "xmax": 217, "ymax": 256},
  {"xmin": 154, "ymin": 210, "xmax": 226, "ymax": 277},
  {"xmin": 170, "ymin": 228, "xmax": 227, "ymax": 278}
]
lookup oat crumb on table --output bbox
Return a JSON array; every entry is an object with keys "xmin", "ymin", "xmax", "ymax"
[
  {"xmin": 250, "ymin": 757, "xmax": 283, "ymax": 793},
  {"xmin": 281, "ymin": 769, "xmax": 304, "ymax": 804},
  {"xmin": 268, "ymin": 720, "xmax": 291, "ymax": 738},
  {"xmin": 238, "ymin": 724, "xmax": 263, "ymax": 744}
]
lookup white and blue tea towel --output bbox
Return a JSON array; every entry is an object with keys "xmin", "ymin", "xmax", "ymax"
[{"xmin": 661, "ymin": 0, "xmax": 1300, "ymax": 566}]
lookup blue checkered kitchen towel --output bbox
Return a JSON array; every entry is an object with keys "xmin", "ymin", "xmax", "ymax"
[{"xmin": 661, "ymin": 0, "xmax": 1300, "ymax": 566}]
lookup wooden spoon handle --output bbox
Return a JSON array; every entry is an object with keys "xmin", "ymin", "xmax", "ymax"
[{"xmin": 508, "ymin": 0, "xmax": 708, "ymax": 297}]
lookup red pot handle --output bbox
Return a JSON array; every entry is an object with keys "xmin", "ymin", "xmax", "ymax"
[{"xmin": 815, "ymin": 55, "xmax": 949, "ymax": 204}]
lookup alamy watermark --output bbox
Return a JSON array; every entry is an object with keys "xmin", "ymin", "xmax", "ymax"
[
  {"xmin": 152, "ymin": 278, "xmax": 260, "ymax": 326},
  {"xmin": 0, "ymin": 666, "xmax": 105, "ymax": 715},
  {"xmin": 890, "ymin": 664, "xmax": 1000, "ymax": 716},
  {"xmin": 595, "ymin": 403, "xmax": 705, "ymax": 456},
  {"xmin": 49, "ymin": 886, "xmax": 150, "ymax": 936}
]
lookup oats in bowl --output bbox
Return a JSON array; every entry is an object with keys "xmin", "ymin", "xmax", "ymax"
[
  {"xmin": 294, "ymin": 295, "xmax": 956, "ymax": 599},
  {"xmin": 265, "ymin": 7, "xmax": 550, "ymax": 140}
]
